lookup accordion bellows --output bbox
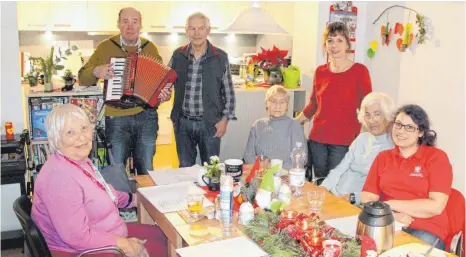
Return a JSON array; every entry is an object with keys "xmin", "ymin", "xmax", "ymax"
[{"xmin": 105, "ymin": 53, "xmax": 177, "ymax": 108}]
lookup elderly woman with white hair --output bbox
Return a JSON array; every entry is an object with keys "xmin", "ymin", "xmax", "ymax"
[
  {"xmin": 319, "ymin": 92, "xmax": 396, "ymax": 205},
  {"xmin": 31, "ymin": 104, "xmax": 167, "ymax": 257},
  {"xmin": 243, "ymin": 85, "xmax": 307, "ymax": 169}
]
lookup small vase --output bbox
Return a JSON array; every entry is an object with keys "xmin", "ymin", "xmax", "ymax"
[{"xmin": 44, "ymin": 82, "xmax": 53, "ymax": 92}]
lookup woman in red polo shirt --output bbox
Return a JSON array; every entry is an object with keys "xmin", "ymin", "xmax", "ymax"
[
  {"xmin": 296, "ymin": 22, "xmax": 372, "ymax": 182},
  {"xmin": 361, "ymin": 104, "xmax": 452, "ymax": 250}
]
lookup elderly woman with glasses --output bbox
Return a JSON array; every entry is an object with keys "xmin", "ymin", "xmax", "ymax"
[
  {"xmin": 319, "ymin": 92, "xmax": 395, "ymax": 206},
  {"xmin": 31, "ymin": 104, "xmax": 167, "ymax": 257},
  {"xmin": 361, "ymin": 104, "xmax": 452, "ymax": 250},
  {"xmin": 243, "ymin": 85, "xmax": 307, "ymax": 169}
]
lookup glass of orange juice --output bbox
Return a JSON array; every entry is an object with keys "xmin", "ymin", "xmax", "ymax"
[{"xmin": 187, "ymin": 194, "xmax": 204, "ymax": 218}]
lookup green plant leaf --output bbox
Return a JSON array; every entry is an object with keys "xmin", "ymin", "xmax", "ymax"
[
  {"xmin": 65, "ymin": 49, "xmax": 72, "ymax": 56},
  {"xmin": 71, "ymin": 45, "xmax": 78, "ymax": 51},
  {"xmin": 54, "ymin": 65, "xmax": 65, "ymax": 70},
  {"xmin": 61, "ymin": 57, "xmax": 68, "ymax": 60},
  {"xmin": 58, "ymin": 47, "xmax": 62, "ymax": 57}
]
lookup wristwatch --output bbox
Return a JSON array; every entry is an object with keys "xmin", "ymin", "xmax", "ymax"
[{"xmin": 349, "ymin": 193, "xmax": 356, "ymax": 205}]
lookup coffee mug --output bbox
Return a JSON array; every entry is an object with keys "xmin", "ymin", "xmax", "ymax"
[
  {"xmin": 224, "ymin": 159, "xmax": 243, "ymax": 181},
  {"xmin": 197, "ymin": 167, "xmax": 208, "ymax": 186}
]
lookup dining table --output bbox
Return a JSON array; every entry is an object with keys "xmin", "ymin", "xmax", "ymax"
[{"xmin": 135, "ymin": 166, "xmax": 426, "ymax": 257}]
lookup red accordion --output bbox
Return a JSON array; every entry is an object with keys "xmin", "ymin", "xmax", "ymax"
[{"xmin": 104, "ymin": 52, "xmax": 177, "ymax": 108}]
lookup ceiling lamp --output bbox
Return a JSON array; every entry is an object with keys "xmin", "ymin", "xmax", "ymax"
[{"xmin": 221, "ymin": 1, "xmax": 288, "ymax": 35}]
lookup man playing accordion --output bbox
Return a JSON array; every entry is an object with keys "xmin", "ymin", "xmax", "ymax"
[{"xmin": 78, "ymin": 7, "xmax": 172, "ymax": 175}]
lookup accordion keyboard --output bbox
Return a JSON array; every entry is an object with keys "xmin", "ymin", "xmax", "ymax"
[{"xmin": 106, "ymin": 57, "xmax": 126, "ymax": 101}]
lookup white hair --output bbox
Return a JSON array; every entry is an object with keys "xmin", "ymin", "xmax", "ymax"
[
  {"xmin": 45, "ymin": 104, "xmax": 90, "ymax": 152},
  {"xmin": 357, "ymin": 92, "xmax": 396, "ymax": 130},
  {"xmin": 265, "ymin": 85, "xmax": 290, "ymax": 103},
  {"xmin": 185, "ymin": 11, "xmax": 211, "ymax": 28}
]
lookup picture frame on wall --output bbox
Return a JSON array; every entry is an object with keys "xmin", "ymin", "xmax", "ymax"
[{"xmin": 328, "ymin": 2, "xmax": 358, "ymax": 61}]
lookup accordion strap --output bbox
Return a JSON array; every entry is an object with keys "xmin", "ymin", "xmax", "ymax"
[{"xmin": 109, "ymin": 39, "xmax": 150, "ymax": 55}]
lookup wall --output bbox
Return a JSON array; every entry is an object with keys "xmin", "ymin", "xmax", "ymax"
[
  {"xmin": 1, "ymin": 2, "xmax": 24, "ymax": 131},
  {"xmin": 398, "ymin": 1, "xmax": 465, "ymax": 193},
  {"xmin": 0, "ymin": 1, "xmax": 24, "ymax": 233}
]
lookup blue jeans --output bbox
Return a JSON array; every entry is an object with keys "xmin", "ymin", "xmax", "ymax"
[
  {"xmin": 105, "ymin": 109, "xmax": 158, "ymax": 175},
  {"xmin": 403, "ymin": 228, "xmax": 446, "ymax": 250},
  {"xmin": 174, "ymin": 118, "xmax": 221, "ymax": 168},
  {"xmin": 307, "ymin": 139, "xmax": 349, "ymax": 181}
]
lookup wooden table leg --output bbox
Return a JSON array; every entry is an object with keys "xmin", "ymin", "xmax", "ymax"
[{"xmin": 137, "ymin": 191, "xmax": 155, "ymax": 225}]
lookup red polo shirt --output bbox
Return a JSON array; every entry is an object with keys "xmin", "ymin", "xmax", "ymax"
[
  {"xmin": 302, "ymin": 63, "xmax": 372, "ymax": 146},
  {"xmin": 363, "ymin": 145, "xmax": 453, "ymax": 241}
]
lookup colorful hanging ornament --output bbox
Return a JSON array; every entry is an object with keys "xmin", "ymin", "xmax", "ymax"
[
  {"xmin": 367, "ymin": 40, "xmax": 378, "ymax": 60},
  {"xmin": 394, "ymin": 22, "xmax": 404, "ymax": 36},
  {"xmin": 381, "ymin": 22, "xmax": 393, "ymax": 46}
]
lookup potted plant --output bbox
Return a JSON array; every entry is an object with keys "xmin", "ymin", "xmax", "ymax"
[
  {"xmin": 30, "ymin": 46, "xmax": 64, "ymax": 92},
  {"xmin": 201, "ymin": 156, "xmax": 223, "ymax": 191},
  {"xmin": 24, "ymin": 71, "xmax": 39, "ymax": 87},
  {"xmin": 61, "ymin": 69, "xmax": 76, "ymax": 92}
]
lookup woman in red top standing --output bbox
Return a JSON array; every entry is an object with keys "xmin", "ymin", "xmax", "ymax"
[
  {"xmin": 361, "ymin": 104, "xmax": 452, "ymax": 250},
  {"xmin": 296, "ymin": 22, "xmax": 372, "ymax": 182}
]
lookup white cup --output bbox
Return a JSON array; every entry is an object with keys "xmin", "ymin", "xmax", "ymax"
[
  {"xmin": 271, "ymin": 159, "xmax": 283, "ymax": 170},
  {"xmin": 197, "ymin": 167, "xmax": 208, "ymax": 186}
]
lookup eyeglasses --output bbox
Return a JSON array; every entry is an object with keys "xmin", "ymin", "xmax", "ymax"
[{"xmin": 393, "ymin": 121, "xmax": 419, "ymax": 132}]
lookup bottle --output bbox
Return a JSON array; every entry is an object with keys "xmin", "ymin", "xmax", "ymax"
[
  {"xmin": 219, "ymin": 174, "xmax": 234, "ymax": 236},
  {"xmin": 289, "ymin": 142, "xmax": 307, "ymax": 197}
]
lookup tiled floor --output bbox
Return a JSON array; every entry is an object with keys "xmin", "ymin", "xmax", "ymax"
[{"xmin": 1, "ymin": 248, "xmax": 23, "ymax": 257}]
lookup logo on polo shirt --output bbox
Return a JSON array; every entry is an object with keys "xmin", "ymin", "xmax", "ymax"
[{"xmin": 409, "ymin": 165, "xmax": 423, "ymax": 177}]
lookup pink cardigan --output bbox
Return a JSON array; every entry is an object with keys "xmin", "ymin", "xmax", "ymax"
[{"xmin": 31, "ymin": 152, "xmax": 136, "ymax": 252}]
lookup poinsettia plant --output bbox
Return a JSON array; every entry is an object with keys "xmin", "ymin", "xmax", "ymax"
[{"xmin": 251, "ymin": 45, "xmax": 289, "ymax": 71}]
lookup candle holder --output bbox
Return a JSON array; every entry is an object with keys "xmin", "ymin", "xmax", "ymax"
[
  {"xmin": 304, "ymin": 230, "xmax": 324, "ymax": 248},
  {"xmin": 295, "ymin": 218, "xmax": 315, "ymax": 239},
  {"xmin": 276, "ymin": 210, "xmax": 298, "ymax": 230},
  {"xmin": 323, "ymin": 239, "xmax": 342, "ymax": 257}
]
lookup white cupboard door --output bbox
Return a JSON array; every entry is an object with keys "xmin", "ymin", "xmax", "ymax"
[
  {"xmin": 17, "ymin": 1, "xmax": 51, "ymax": 31},
  {"xmin": 135, "ymin": 1, "xmax": 170, "ymax": 32},
  {"xmin": 87, "ymin": 2, "xmax": 135, "ymax": 32},
  {"xmin": 50, "ymin": 1, "xmax": 87, "ymax": 31},
  {"xmin": 169, "ymin": 2, "xmax": 203, "ymax": 31}
]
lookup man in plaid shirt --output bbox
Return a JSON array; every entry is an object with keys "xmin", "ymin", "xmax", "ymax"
[{"xmin": 168, "ymin": 12, "xmax": 236, "ymax": 167}]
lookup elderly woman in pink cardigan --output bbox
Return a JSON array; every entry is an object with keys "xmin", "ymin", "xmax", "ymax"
[{"xmin": 31, "ymin": 104, "xmax": 167, "ymax": 257}]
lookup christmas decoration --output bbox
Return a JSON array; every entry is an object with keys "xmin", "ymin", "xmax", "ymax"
[{"xmin": 244, "ymin": 210, "xmax": 376, "ymax": 257}]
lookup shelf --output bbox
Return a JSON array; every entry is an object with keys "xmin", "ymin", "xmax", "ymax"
[
  {"xmin": 26, "ymin": 91, "xmax": 103, "ymax": 98},
  {"xmin": 31, "ymin": 139, "xmax": 48, "ymax": 145}
]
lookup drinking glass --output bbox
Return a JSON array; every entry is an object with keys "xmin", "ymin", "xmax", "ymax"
[
  {"xmin": 187, "ymin": 194, "xmax": 204, "ymax": 218},
  {"xmin": 307, "ymin": 191, "xmax": 325, "ymax": 214}
]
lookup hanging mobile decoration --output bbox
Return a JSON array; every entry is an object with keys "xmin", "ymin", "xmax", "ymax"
[
  {"xmin": 381, "ymin": 23, "xmax": 393, "ymax": 46},
  {"xmin": 371, "ymin": 4, "xmax": 433, "ymax": 55},
  {"xmin": 367, "ymin": 40, "xmax": 378, "ymax": 59}
]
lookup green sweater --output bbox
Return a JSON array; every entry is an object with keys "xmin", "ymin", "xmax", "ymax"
[{"xmin": 78, "ymin": 34, "xmax": 163, "ymax": 117}]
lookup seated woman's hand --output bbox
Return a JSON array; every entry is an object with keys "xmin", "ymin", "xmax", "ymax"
[
  {"xmin": 393, "ymin": 212, "xmax": 414, "ymax": 227},
  {"xmin": 117, "ymin": 237, "xmax": 147, "ymax": 257}
]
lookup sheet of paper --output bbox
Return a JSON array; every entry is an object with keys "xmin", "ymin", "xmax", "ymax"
[
  {"xmin": 148, "ymin": 165, "xmax": 202, "ymax": 186},
  {"xmin": 325, "ymin": 215, "xmax": 404, "ymax": 237},
  {"xmin": 137, "ymin": 182, "xmax": 213, "ymax": 213},
  {"xmin": 176, "ymin": 237, "xmax": 269, "ymax": 257}
]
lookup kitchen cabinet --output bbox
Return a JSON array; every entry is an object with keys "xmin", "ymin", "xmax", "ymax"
[
  {"xmin": 50, "ymin": 1, "xmax": 87, "ymax": 31},
  {"xmin": 87, "ymin": 1, "xmax": 135, "ymax": 31},
  {"xmin": 135, "ymin": 1, "xmax": 170, "ymax": 32},
  {"xmin": 261, "ymin": 2, "xmax": 296, "ymax": 35},
  {"xmin": 17, "ymin": 1, "xmax": 51, "ymax": 31}
]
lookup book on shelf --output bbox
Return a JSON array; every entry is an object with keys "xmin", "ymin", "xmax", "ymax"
[{"xmin": 70, "ymin": 97, "xmax": 100, "ymax": 123}]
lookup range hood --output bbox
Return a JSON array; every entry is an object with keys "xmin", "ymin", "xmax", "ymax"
[{"xmin": 221, "ymin": 2, "xmax": 288, "ymax": 35}]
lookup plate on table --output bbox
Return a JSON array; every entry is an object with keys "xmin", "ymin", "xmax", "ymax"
[{"xmin": 379, "ymin": 243, "xmax": 450, "ymax": 257}]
